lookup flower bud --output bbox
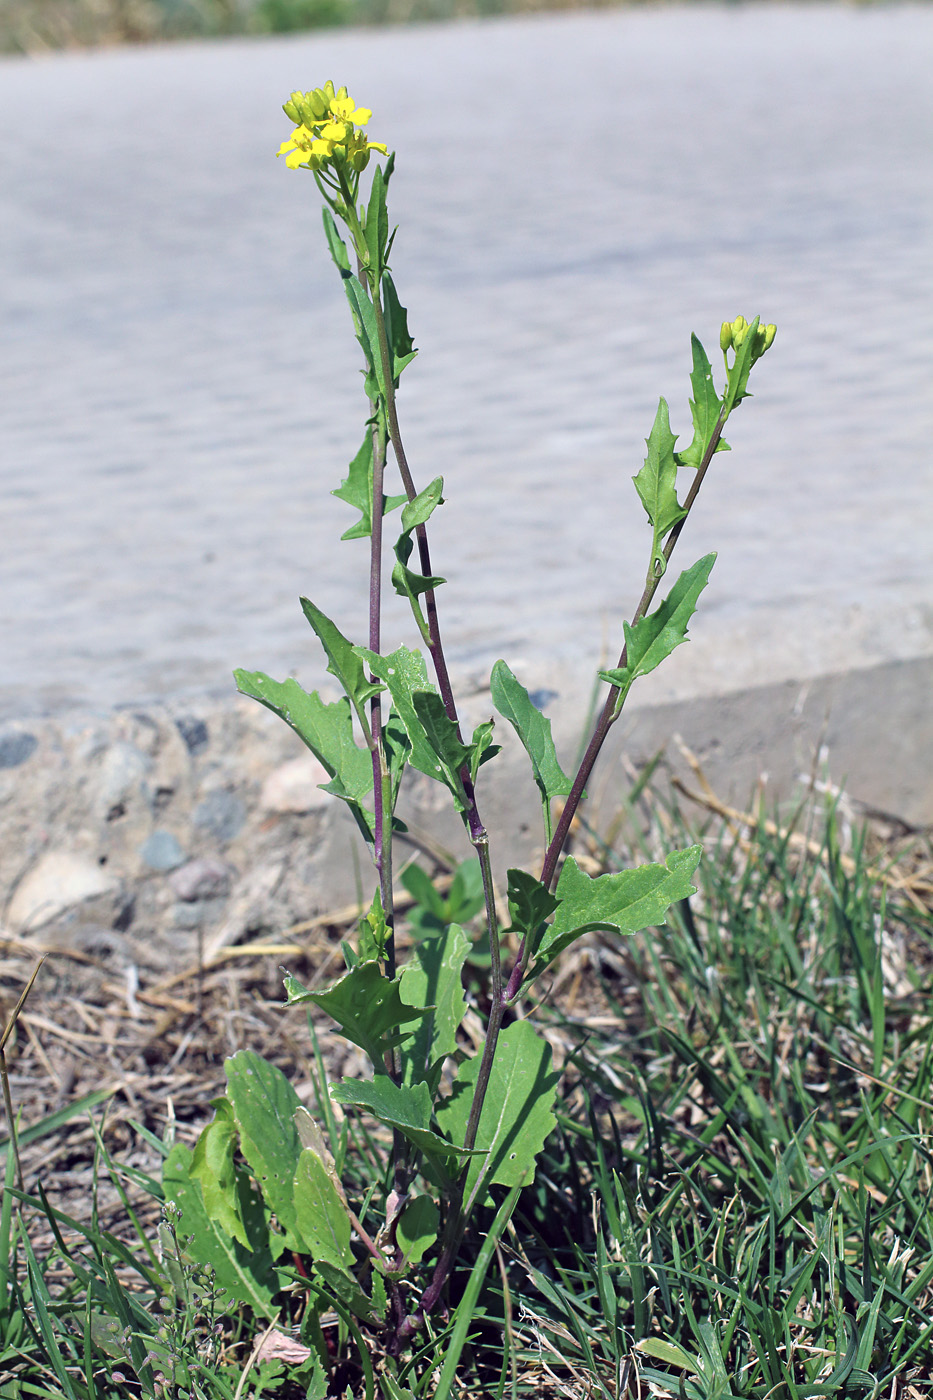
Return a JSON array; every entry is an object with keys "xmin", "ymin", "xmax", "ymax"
[
  {"xmin": 282, "ymin": 95, "xmax": 301, "ymax": 123},
  {"xmin": 763, "ymin": 323, "xmax": 777, "ymax": 351},
  {"xmin": 731, "ymin": 315, "xmax": 748, "ymax": 346},
  {"xmin": 720, "ymin": 321, "xmax": 733, "ymax": 352}
]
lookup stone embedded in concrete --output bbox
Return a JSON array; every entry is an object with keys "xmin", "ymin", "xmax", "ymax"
[
  {"xmin": 0, "ymin": 731, "xmax": 38, "ymax": 770},
  {"xmin": 7, "ymin": 850, "xmax": 119, "ymax": 934},
  {"xmin": 94, "ymin": 741, "xmax": 151, "ymax": 817},
  {"xmin": 175, "ymin": 716, "xmax": 209, "ymax": 755},
  {"xmin": 169, "ymin": 857, "xmax": 233, "ymax": 902},
  {"xmin": 260, "ymin": 755, "xmax": 334, "ymax": 815},
  {"xmin": 193, "ymin": 789, "xmax": 246, "ymax": 844},
  {"xmin": 140, "ymin": 829, "xmax": 186, "ymax": 871}
]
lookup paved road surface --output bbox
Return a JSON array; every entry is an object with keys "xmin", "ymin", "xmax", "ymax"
[{"xmin": 2, "ymin": 4, "xmax": 932, "ymax": 724}]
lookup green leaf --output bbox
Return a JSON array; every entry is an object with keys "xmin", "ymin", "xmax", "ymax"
[
  {"xmin": 435, "ymin": 1020, "xmax": 559, "ymax": 1212},
  {"xmin": 356, "ymin": 646, "xmax": 469, "ymax": 810},
  {"xmin": 299, "ymin": 598, "xmax": 381, "ymax": 718},
  {"xmin": 225, "ymin": 1050, "xmax": 305, "ymax": 1253},
  {"xmin": 189, "ymin": 1098, "xmax": 250, "ymax": 1249},
  {"xmin": 396, "ymin": 1196, "xmax": 439, "ymax": 1266},
  {"xmin": 332, "ymin": 432, "xmax": 406, "ymax": 542},
  {"xmin": 293, "ymin": 1148, "xmax": 354, "ymax": 1271},
  {"xmin": 636, "ymin": 1338, "xmax": 703, "ymax": 1374},
  {"xmin": 599, "ymin": 554, "xmax": 716, "ymax": 703},
  {"xmin": 723, "ymin": 314, "xmax": 761, "ymax": 415},
  {"xmin": 391, "ymin": 480, "xmax": 446, "ymax": 634},
  {"xmin": 383, "ymin": 272, "xmax": 416, "ymax": 383},
  {"xmin": 363, "ymin": 163, "xmax": 389, "ymax": 281},
  {"xmin": 311, "ymin": 1259, "xmax": 381, "ymax": 1322},
  {"xmin": 321, "ymin": 207, "xmax": 351, "ymax": 277},
  {"xmin": 632, "ymin": 397, "xmax": 687, "ymax": 574},
  {"xmin": 532, "ymin": 846, "xmax": 703, "ymax": 976},
  {"xmin": 343, "ymin": 273, "xmax": 385, "ymax": 401},
  {"xmin": 675, "ymin": 333, "xmax": 729, "ymax": 470},
  {"xmin": 233, "ymin": 671, "xmax": 374, "ymax": 840},
  {"xmin": 329, "ymin": 1077, "xmax": 462, "ymax": 1174},
  {"xmin": 507, "ymin": 869, "xmax": 560, "ymax": 942},
  {"xmin": 163, "ymin": 1144, "xmax": 284, "ymax": 1317},
  {"xmin": 468, "ymin": 719, "xmax": 500, "ymax": 783},
  {"xmin": 398, "ymin": 923, "xmax": 470, "ymax": 1091},
  {"xmin": 284, "ymin": 962, "xmax": 429, "ymax": 1067},
  {"xmin": 490, "ymin": 661, "xmax": 573, "ymax": 804}
]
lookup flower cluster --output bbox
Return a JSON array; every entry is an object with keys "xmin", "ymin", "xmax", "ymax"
[
  {"xmin": 720, "ymin": 315, "xmax": 777, "ymax": 363},
  {"xmin": 278, "ymin": 82, "xmax": 388, "ymax": 174}
]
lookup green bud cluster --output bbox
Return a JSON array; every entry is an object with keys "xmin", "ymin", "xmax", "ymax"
[
  {"xmin": 283, "ymin": 87, "xmax": 333, "ymax": 127},
  {"xmin": 720, "ymin": 315, "xmax": 777, "ymax": 364}
]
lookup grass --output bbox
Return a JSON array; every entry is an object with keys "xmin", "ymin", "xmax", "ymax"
[
  {"xmin": 0, "ymin": 0, "xmax": 637, "ymax": 57},
  {"xmin": 2, "ymin": 764, "xmax": 932, "ymax": 1397}
]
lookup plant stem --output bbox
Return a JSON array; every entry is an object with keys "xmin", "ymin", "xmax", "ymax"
[{"xmin": 537, "ymin": 408, "xmax": 729, "ymax": 897}]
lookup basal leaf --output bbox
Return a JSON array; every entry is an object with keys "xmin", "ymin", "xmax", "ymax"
[
  {"xmin": 284, "ymin": 962, "xmax": 429, "ymax": 1067},
  {"xmin": 163, "ymin": 1144, "xmax": 284, "ymax": 1317},
  {"xmin": 329, "ymin": 1077, "xmax": 462, "ymax": 1174},
  {"xmin": 532, "ymin": 847, "xmax": 703, "ymax": 976},
  {"xmin": 189, "ymin": 1098, "xmax": 249, "ymax": 1248},
  {"xmin": 435, "ymin": 1020, "xmax": 559, "ymax": 1212},
  {"xmin": 396, "ymin": 1196, "xmax": 439, "ymax": 1267},
  {"xmin": 398, "ymin": 923, "xmax": 470, "ymax": 1091},
  {"xmin": 233, "ymin": 671, "xmax": 374, "ymax": 839},
  {"xmin": 293, "ymin": 1148, "xmax": 354, "ymax": 1272},
  {"xmin": 675, "ymin": 333, "xmax": 729, "ymax": 470},
  {"xmin": 599, "ymin": 554, "xmax": 716, "ymax": 702},
  {"xmin": 490, "ymin": 661, "xmax": 572, "ymax": 804},
  {"xmin": 225, "ymin": 1050, "xmax": 305, "ymax": 1253},
  {"xmin": 332, "ymin": 432, "xmax": 406, "ymax": 542},
  {"xmin": 632, "ymin": 398, "xmax": 687, "ymax": 573},
  {"xmin": 299, "ymin": 598, "xmax": 381, "ymax": 717}
]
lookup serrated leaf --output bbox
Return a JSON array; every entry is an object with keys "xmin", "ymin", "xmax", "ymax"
[
  {"xmin": 723, "ymin": 315, "xmax": 761, "ymax": 415},
  {"xmin": 506, "ymin": 869, "xmax": 560, "ymax": 942},
  {"xmin": 234, "ymin": 671, "xmax": 374, "ymax": 840},
  {"xmin": 383, "ymin": 272, "xmax": 416, "ymax": 385},
  {"xmin": 163, "ymin": 1144, "xmax": 284, "ymax": 1317},
  {"xmin": 356, "ymin": 646, "xmax": 469, "ymax": 810},
  {"xmin": 490, "ymin": 661, "xmax": 572, "ymax": 804},
  {"xmin": 435, "ymin": 1020, "xmax": 559, "ymax": 1212},
  {"xmin": 532, "ymin": 847, "xmax": 702, "ymax": 977},
  {"xmin": 598, "ymin": 554, "xmax": 716, "ymax": 702},
  {"xmin": 225, "ymin": 1050, "xmax": 305, "ymax": 1253},
  {"xmin": 633, "ymin": 398, "xmax": 687, "ymax": 573},
  {"xmin": 293, "ymin": 1148, "xmax": 354, "ymax": 1271},
  {"xmin": 299, "ymin": 598, "xmax": 381, "ymax": 716},
  {"xmin": 398, "ymin": 923, "xmax": 470, "ymax": 1091},
  {"xmin": 332, "ymin": 432, "xmax": 407, "ymax": 541},
  {"xmin": 284, "ymin": 962, "xmax": 429, "ymax": 1067},
  {"xmin": 329, "ymin": 1077, "xmax": 462, "ymax": 1174},
  {"xmin": 675, "ymin": 333, "xmax": 728, "ymax": 470},
  {"xmin": 189, "ymin": 1099, "xmax": 249, "ymax": 1248},
  {"xmin": 396, "ymin": 1196, "xmax": 439, "ymax": 1266}
]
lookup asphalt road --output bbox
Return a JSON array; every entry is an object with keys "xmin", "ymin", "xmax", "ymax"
[{"xmin": 2, "ymin": 3, "xmax": 932, "ymax": 723}]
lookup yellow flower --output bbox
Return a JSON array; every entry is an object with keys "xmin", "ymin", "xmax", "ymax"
[{"xmin": 277, "ymin": 82, "xmax": 387, "ymax": 173}]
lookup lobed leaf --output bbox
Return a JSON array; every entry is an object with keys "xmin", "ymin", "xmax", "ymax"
[
  {"xmin": 507, "ymin": 868, "xmax": 560, "ymax": 942},
  {"xmin": 234, "ymin": 671, "xmax": 374, "ymax": 839},
  {"xmin": 299, "ymin": 598, "xmax": 381, "ymax": 718},
  {"xmin": 398, "ymin": 923, "xmax": 470, "ymax": 1091},
  {"xmin": 532, "ymin": 846, "xmax": 703, "ymax": 977},
  {"xmin": 329, "ymin": 1077, "xmax": 463, "ymax": 1175},
  {"xmin": 675, "ymin": 333, "xmax": 729, "ymax": 470},
  {"xmin": 332, "ymin": 432, "xmax": 406, "ymax": 542},
  {"xmin": 284, "ymin": 962, "xmax": 429, "ymax": 1067},
  {"xmin": 633, "ymin": 398, "xmax": 687, "ymax": 574},
  {"xmin": 382, "ymin": 272, "xmax": 416, "ymax": 383},
  {"xmin": 599, "ymin": 553, "xmax": 716, "ymax": 703},
  {"xmin": 490, "ymin": 661, "xmax": 572, "ymax": 805}
]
